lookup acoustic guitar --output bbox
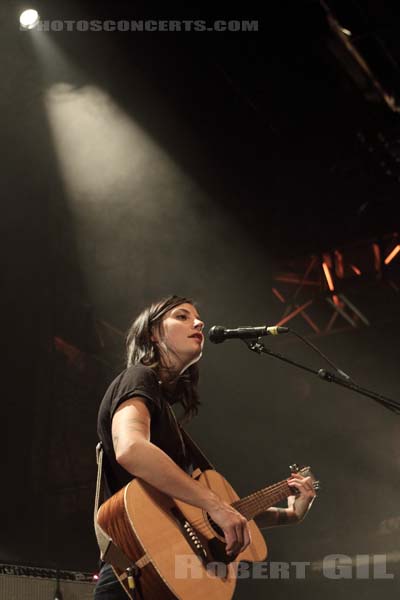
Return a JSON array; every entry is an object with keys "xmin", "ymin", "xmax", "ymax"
[{"xmin": 97, "ymin": 464, "xmax": 316, "ymax": 599}]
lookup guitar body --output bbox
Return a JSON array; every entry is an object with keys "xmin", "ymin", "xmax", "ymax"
[{"xmin": 97, "ymin": 469, "xmax": 268, "ymax": 600}]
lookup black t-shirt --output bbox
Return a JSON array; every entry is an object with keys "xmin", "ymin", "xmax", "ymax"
[{"xmin": 97, "ymin": 364, "xmax": 192, "ymax": 500}]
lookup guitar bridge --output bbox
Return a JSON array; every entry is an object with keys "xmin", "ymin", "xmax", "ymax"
[{"xmin": 170, "ymin": 507, "xmax": 208, "ymax": 564}]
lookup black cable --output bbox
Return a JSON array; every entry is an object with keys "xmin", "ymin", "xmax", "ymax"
[{"xmin": 288, "ymin": 328, "xmax": 352, "ymax": 382}]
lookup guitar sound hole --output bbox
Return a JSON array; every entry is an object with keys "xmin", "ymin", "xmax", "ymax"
[{"xmin": 206, "ymin": 515, "xmax": 224, "ymax": 539}]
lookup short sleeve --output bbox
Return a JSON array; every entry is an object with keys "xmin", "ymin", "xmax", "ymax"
[{"xmin": 109, "ymin": 364, "xmax": 162, "ymax": 420}]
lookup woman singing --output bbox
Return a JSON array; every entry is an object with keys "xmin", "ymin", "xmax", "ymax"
[{"xmin": 94, "ymin": 295, "xmax": 315, "ymax": 598}]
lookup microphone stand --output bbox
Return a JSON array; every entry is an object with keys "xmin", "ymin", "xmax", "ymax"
[{"xmin": 242, "ymin": 339, "xmax": 400, "ymax": 414}]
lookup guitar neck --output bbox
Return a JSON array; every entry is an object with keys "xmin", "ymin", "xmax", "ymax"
[{"xmin": 232, "ymin": 479, "xmax": 293, "ymax": 521}]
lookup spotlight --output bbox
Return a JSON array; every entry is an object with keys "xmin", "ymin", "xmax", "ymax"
[
  {"xmin": 19, "ymin": 8, "xmax": 40, "ymax": 30},
  {"xmin": 340, "ymin": 27, "xmax": 352, "ymax": 37}
]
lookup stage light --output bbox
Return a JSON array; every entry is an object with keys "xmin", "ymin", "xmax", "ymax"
[
  {"xmin": 350, "ymin": 264, "xmax": 362, "ymax": 275},
  {"xmin": 19, "ymin": 9, "xmax": 40, "ymax": 30},
  {"xmin": 272, "ymin": 287, "xmax": 285, "ymax": 303},
  {"xmin": 384, "ymin": 244, "xmax": 400, "ymax": 265},
  {"xmin": 372, "ymin": 243, "xmax": 381, "ymax": 272},
  {"xmin": 322, "ymin": 262, "xmax": 335, "ymax": 291},
  {"xmin": 340, "ymin": 27, "xmax": 352, "ymax": 37},
  {"xmin": 322, "ymin": 261, "xmax": 340, "ymax": 306}
]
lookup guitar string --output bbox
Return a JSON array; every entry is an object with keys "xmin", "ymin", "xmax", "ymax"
[
  {"xmin": 241, "ymin": 481, "xmax": 290, "ymax": 508},
  {"xmin": 188, "ymin": 491, "xmax": 287, "ymax": 532},
  {"xmin": 189, "ymin": 471, "xmax": 312, "ymax": 530},
  {"xmin": 188, "ymin": 481, "xmax": 292, "ymax": 529},
  {"xmin": 189, "ymin": 481, "xmax": 290, "ymax": 528},
  {"xmin": 234, "ymin": 481, "xmax": 290, "ymax": 512},
  {"xmin": 237, "ymin": 483, "xmax": 291, "ymax": 519}
]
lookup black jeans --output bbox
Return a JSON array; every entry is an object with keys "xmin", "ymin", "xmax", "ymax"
[{"xmin": 94, "ymin": 563, "xmax": 135, "ymax": 599}]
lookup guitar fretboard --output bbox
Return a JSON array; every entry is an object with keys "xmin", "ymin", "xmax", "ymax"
[{"xmin": 232, "ymin": 479, "xmax": 293, "ymax": 520}]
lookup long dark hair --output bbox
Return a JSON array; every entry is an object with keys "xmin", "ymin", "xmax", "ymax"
[{"xmin": 126, "ymin": 295, "xmax": 200, "ymax": 421}]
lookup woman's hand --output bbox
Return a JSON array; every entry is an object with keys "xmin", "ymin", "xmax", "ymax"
[
  {"xmin": 286, "ymin": 471, "xmax": 316, "ymax": 523},
  {"xmin": 207, "ymin": 498, "xmax": 251, "ymax": 557}
]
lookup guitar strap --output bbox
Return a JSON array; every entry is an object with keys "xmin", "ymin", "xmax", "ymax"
[
  {"xmin": 165, "ymin": 398, "xmax": 215, "ymax": 474},
  {"xmin": 179, "ymin": 426, "xmax": 216, "ymax": 473},
  {"xmin": 94, "ymin": 442, "xmax": 141, "ymax": 598}
]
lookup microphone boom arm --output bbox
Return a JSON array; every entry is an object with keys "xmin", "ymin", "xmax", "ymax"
[{"xmin": 243, "ymin": 339, "xmax": 400, "ymax": 415}]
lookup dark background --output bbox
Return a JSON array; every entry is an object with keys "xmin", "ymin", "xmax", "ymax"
[{"xmin": 1, "ymin": 0, "xmax": 400, "ymax": 598}]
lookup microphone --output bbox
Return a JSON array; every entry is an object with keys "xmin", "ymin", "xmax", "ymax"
[{"xmin": 208, "ymin": 325, "xmax": 289, "ymax": 344}]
